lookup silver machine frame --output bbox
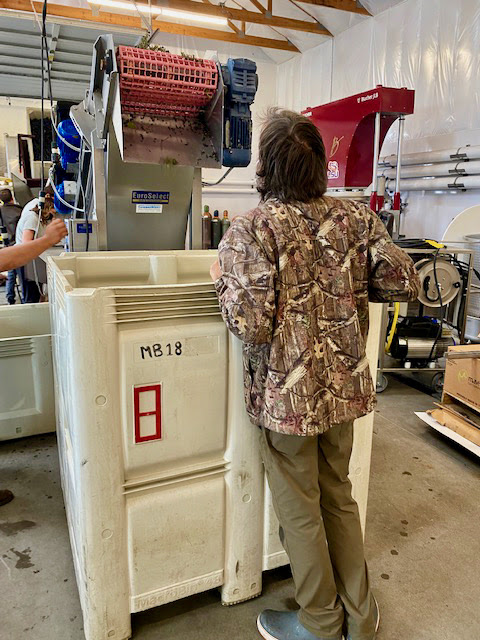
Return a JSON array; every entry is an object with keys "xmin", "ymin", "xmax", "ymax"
[{"xmin": 69, "ymin": 35, "xmax": 226, "ymax": 251}]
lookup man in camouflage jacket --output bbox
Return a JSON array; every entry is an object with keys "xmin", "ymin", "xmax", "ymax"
[{"xmin": 212, "ymin": 109, "xmax": 420, "ymax": 640}]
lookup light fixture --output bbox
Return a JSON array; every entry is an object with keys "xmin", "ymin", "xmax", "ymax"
[
  {"xmin": 88, "ymin": 0, "xmax": 228, "ymax": 26},
  {"xmin": 162, "ymin": 8, "xmax": 227, "ymax": 25},
  {"xmin": 89, "ymin": 0, "xmax": 162, "ymax": 14}
]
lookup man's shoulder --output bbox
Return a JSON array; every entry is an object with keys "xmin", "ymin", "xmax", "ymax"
[
  {"xmin": 231, "ymin": 204, "xmax": 272, "ymax": 230},
  {"xmin": 225, "ymin": 205, "xmax": 277, "ymax": 253},
  {"xmin": 322, "ymin": 194, "xmax": 373, "ymax": 219},
  {"xmin": 20, "ymin": 209, "xmax": 39, "ymax": 229},
  {"xmin": 21, "ymin": 199, "xmax": 38, "ymax": 214}
]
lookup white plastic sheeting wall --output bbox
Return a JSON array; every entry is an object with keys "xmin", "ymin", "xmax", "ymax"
[
  {"xmin": 361, "ymin": 0, "xmax": 403, "ymax": 13},
  {"xmin": 331, "ymin": 0, "xmax": 480, "ymax": 139},
  {"xmin": 276, "ymin": 39, "xmax": 333, "ymax": 113},
  {"xmin": 277, "ymin": 0, "xmax": 480, "ymax": 240}
]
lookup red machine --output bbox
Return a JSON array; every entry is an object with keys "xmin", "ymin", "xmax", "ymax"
[{"xmin": 303, "ymin": 85, "xmax": 414, "ymax": 214}]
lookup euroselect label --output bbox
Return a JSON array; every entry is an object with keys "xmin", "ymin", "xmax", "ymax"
[{"xmin": 132, "ymin": 191, "xmax": 170, "ymax": 204}]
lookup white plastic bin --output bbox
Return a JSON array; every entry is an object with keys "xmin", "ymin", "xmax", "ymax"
[
  {"xmin": 0, "ymin": 303, "xmax": 55, "ymax": 441},
  {"xmin": 47, "ymin": 251, "xmax": 381, "ymax": 640}
]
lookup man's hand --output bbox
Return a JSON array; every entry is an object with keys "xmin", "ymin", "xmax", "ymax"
[
  {"xmin": 210, "ymin": 259, "xmax": 222, "ymax": 281},
  {"xmin": 0, "ymin": 219, "xmax": 67, "ymax": 272},
  {"xmin": 44, "ymin": 218, "xmax": 67, "ymax": 246}
]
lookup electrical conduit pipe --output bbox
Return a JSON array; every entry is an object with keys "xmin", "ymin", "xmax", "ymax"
[
  {"xmin": 386, "ymin": 175, "xmax": 480, "ymax": 191},
  {"xmin": 380, "ymin": 145, "xmax": 480, "ymax": 167},
  {"xmin": 380, "ymin": 159, "xmax": 480, "ymax": 179}
]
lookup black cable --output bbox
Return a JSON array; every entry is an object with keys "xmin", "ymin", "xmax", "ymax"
[
  {"xmin": 427, "ymin": 248, "xmax": 444, "ymax": 362},
  {"xmin": 448, "ymin": 255, "xmax": 470, "ymax": 339},
  {"xmin": 395, "ymin": 238, "xmax": 433, "ymax": 249},
  {"xmin": 40, "ymin": 1, "xmax": 47, "ymax": 195},
  {"xmin": 43, "ymin": 31, "xmax": 55, "ymax": 144},
  {"xmin": 85, "ymin": 171, "xmax": 90, "ymax": 252},
  {"xmin": 423, "ymin": 275, "xmax": 441, "ymax": 303},
  {"xmin": 202, "ymin": 166, "xmax": 234, "ymax": 187},
  {"xmin": 450, "ymin": 258, "xmax": 480, "ymax": 283}
]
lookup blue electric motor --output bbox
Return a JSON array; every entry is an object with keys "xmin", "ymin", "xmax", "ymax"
[
  {"xmin": 54, "ymin": 181, "xmax": 72, "ymax": 215},
  {"xmin": 57, "ymin": 119, "xmax": 80, "ymax": 170},
  {"xmin": 222, "ymin": 59, "xmax": 258, "ymax": 167}
]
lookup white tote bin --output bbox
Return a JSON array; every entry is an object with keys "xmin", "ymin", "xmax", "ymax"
[
  {"xmin": 47, "ymin": 251, "xmax": 381, "ymax": 640},
  {"xmin": 0, "ymin": 303, "xmax": 55, "ymax": 441}
]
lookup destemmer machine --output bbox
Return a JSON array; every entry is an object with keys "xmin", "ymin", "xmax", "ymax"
[{"xmin": 68, "ymin": 36, "xmax": 257, "ymax": 252}]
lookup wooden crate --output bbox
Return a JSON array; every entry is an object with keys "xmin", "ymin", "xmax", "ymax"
[{"xmin": 429, "ymin": 394, "xmax": 480, "ymax": 447}]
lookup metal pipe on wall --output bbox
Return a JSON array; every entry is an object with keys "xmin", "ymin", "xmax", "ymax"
[
  {"xmin": 380, "ymin": 144, "xmax": 480, "ymax": 167},
  {"xmin": 203, "ymin": 181, "xmax": 255, "ymax": 188},
  {"xmin": 386, "ymin": 175, "xmax": 480, "ymax": 191},
  {"xmin": 203, "ymin": 188, "xmax": 257, "ymax": 195},
  {"xmin": 381, "ymin": 159, "xmax": 480, "ymax": 179}
]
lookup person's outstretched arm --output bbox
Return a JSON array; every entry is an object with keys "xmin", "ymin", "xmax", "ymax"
[
  {"xmin": 0, "ymin": 218, "xmax": 67, "ymax": 272},
  {"xmin": 367, "ymin": 208, "xmax": 421, "ymax": 302}
]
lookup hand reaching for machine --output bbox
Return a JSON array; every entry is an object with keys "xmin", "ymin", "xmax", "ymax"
[
  {"xmin": 44, "ymin": 218, "xmax": 68, "ymax": 246},
  {"xmin": 210, "ymin": 259, "xmax": 222, "ymax": 281},
  {"xmin": 0, "ymin": 218, "xmax": 68, "ymax": 272}
]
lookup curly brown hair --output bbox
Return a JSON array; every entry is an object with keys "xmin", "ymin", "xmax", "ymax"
[{"xmin": 256, "ymin": 108, "xmax": 327, "ymax": 204}]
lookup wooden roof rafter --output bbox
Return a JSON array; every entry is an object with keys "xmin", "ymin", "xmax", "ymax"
[
  {"xmin": 154, "ymin": 0, "xmax": 332, "ymax": 35},
  {"xmin": 295, "ymin": 0, "xmax": 370, "ymax": 16},
  {"xmin": 0, "ymin": 0, "xmax": 304, "ymax": 51}
]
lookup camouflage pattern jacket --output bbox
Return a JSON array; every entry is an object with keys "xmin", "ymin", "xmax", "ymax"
[{"xmin": 214, "ymin": 196, "xmax": 420, "ymax": 436}]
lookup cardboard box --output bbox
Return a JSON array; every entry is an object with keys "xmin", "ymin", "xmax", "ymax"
[{"xmin": 443, "ymin": 345, "xmax": 480, "ymax": 413}]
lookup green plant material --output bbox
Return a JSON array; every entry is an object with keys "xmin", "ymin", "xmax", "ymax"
[
  {"xmin": 138, "ymin": 34, "xmax": 150, "ymax": 49},
  {"xmin": 137, "ymin": 34, "xmax": 170, "ymax": 52}
]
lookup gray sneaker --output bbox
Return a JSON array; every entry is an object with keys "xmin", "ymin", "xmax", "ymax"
[
  {"xmin": 345, "ymin": 596, "xmax": 380, "ymax": 640},
  {"xmin": 257, "ymin": 610, "xmax": 341, "ymax": 640}
]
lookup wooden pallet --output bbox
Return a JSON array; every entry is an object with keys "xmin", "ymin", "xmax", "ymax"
[
  {"xmin": 416, "ymin": 411, "xmax": 480, "ymax": 458},
  {"xmin": 429, "ymin": 400, "xmax": 480, "ymax": 447}
]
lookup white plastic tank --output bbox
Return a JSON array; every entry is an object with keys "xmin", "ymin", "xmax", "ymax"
[
  {"xmin": 47, "ymin": 251, "xmax": 381, "ymax": 640},
  {"xmin": 0, "ymin": 303, "xmax": 55, "ymax": 440}
]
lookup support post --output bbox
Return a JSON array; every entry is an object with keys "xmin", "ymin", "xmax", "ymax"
[
  {"xmin": 191, "ymin": 168, "xmax": 203, "ymax": 250},
  {"xmin": 393, "ymin": 115, "xmax": 405, "ymax": 213},
  {"xmin": 369, "ymin": 111, "xmax": 381, "ymax": 213}
]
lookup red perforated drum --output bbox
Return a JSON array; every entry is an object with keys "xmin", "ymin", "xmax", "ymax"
[{"xmin": 117, "ymin": 46, "xmax": 219, "ymax": 118}]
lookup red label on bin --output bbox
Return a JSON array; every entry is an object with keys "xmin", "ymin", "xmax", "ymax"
[{"xmin": 133, "ymin": 384, "xmax": 162, "ymax": 443}]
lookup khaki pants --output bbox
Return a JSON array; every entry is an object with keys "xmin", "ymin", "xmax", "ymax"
[{"xmin": 259, "ymin": 422, "xmax": 376, "ymax": 640}]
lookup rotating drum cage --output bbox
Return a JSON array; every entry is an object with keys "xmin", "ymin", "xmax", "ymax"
[{"xmin": 117, "ymin": 47, "xmax": 219, "ymax": 118}]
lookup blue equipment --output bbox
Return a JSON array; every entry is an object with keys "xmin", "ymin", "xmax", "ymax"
[
  {"xmin": 222, "ymin": 59, "xmax": 258, "ymax": 167},
  {"xmin": 57, "ymin": 119, "xmax": 80, "ymax": 170},
  {"xmin": 54, "ymin": 181, "xmax": 72, "ymax": 215}
]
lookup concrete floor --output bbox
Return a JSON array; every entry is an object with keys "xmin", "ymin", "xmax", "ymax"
[{"xmin": 1, "ymin": 378, "xmax": 479, "ymax": 640}]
